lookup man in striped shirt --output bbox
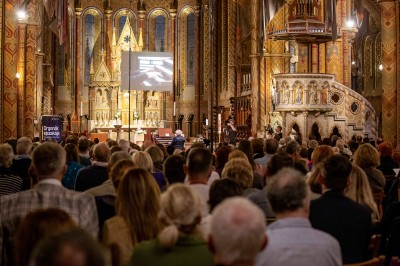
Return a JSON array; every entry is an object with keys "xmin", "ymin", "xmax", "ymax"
[{"xmin": 0, "ymin": 143, "xmax": 22, "ymax": 196}]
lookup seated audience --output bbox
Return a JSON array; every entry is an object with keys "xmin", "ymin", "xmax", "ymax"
[
  {"xmin": 75, "ymin": 142, "xmax": 110, "ymax": 191},
  {"xmin": 103, "ymin": 168, "xmax": 160, "ymax": 266},
  {"xmin": 210, "ymin": 197, "xmax": 267, "ymax": 266},
  {"xmin": 130, "ymin": 184, "xmax": 213, "ymax": 266},
  {"xmin": 14, "ymin": 208, "xmax": 77, "ymax": 266},
  {"xmin": 145, "ymin": 145, "xmax": 168, "ymax": 191},
  {"xmin": 306, "ymin": 162, "xmax": 324, "ymax": 198},
  {"xmin": 163, "ymin": 154, "xmax": 186, "ymax": 185},
  {"xmin": 345, "ymin": 165, "xmax": 379, "ymax": 221},
  {"xmin": 215, "ymin": 146, "xmax": 232, "ymax": 177},
  {"xmin": 309, "ymin": 155, "xmax": 372, "ymax": 264},
  {"xmin": 62, "ymin": 143, "xmax": 85, "ymax": 190},
  {"xmin": 77, "ymin": 138, "xmax": 92, "ymax": 166},
  {"xmin": 377, "ymin": 142, "xmax": 399, "ymax": 176},
  {"xmin": 30, "ymin": 228, "xmax": 105, "ymax": 266},
  {"xmin": 185, "ymin": 148, "xmax": 213, "ymax": 203},
  {"xmin": 132, "ymin": 151, "xmax": 167, "ymax": 190},
  {"xmin": 353, "ymin": 143, "xmax": 386, "ymax": 193},
  {"xmin": 255, "ymin": 138, "xmax": 279, "ymax": 177},
  {"xmin": 256, "ymin": 168, "xmax": 341, "ymax": 266},
  {"xmin": 221, "ymin": 158, "xmax": 255, "ymax": 196},
  {"xmin": 0, "ymin": 142, "xmax": 99, "ymax": 265},
  {"xmin": 86, "ymin": 151, "xmax": 131, "ymax": 197},
  {"xmin": 10, "ymin": 137, "xmax": 33, "ymax": 190},
  {"xmin": 208, "ymin": 179, "xmax": 243, "ymax": 212},
  {"xmin": 307, "ymin": 145, "xmax": 333, "ymax": 173},
  {"xmin": 0, "ymin": 143, "xmax": 23, "ymax": 196},
  {"xmin": 238, "ymin": 140, "xmax": 264, "ymax": 188},
  {"xmin": 96, "ymin": 158, "xmax": 135, "ymax": 231}
]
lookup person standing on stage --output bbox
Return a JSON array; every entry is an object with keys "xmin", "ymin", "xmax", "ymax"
[{"xmin": 226, "ymin": 119, "xmax": 237, "ymax": 146}]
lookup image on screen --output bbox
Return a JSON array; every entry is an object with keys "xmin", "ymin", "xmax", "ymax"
[{"xmin": 121, "ymin": 51, "xmax": 173, "ymax": 92}]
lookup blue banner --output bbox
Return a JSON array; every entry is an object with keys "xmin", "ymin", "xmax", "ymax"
[{"xmin": 42, "ymin": 115, "xmax": 63, "ymax": 142}]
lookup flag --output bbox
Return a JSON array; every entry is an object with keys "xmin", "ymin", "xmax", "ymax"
[
  {"xmin": 263, "ymin": 0, "xmax": 286, "ymax": 24},
  {"xmin": 259, "ymin": 0, "xmax": 286, "ymax": 52},
  {"xmin": 325, "ymin": 0, "xmax": 338, "ymax": 42}
]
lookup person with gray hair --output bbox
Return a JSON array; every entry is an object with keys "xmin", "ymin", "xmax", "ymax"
[
  {"xmin": 130, "ymin": 184, "xmax": 213, "ymax": 266},
  {"xmin": 10, "ymin": 137, "xmax": 33, "ymax": 190},
  {"xmin": 0, "ymin": 143, "xmax": 23, "ymax": 196},
  {"xmin": 255, "ymin": 168, "xmax": 341, "ymax": 266},
  {"xmin": 75, "ymin": 142, "xmax": 110, "ymax": 191},
  {"xmin": 0, "ymin": 142, "xmax": 99, "ymax": 265},
  {"xmin": 118, "ymin": 139, "xmax": 130, "ymax": 153},
  {"xmin": 209, "ymin": 197, "xmax": 267, "ymax": 266}
]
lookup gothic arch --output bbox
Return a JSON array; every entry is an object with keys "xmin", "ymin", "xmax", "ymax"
[
  {"xmin": 113, "ymin": 9, "xmax": 138, "ymax": 39},
  {"xmin": 146, "ymin": 8, "xmax": 170, "ymax": 52}
]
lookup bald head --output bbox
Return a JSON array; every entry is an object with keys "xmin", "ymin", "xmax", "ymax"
[
  {"xmin": 93, "ymin": 143, "xmax": 110, "ymax": 163},
  {"xmin": 209, "ymin": 197, "xmax": 266, "ymax": 265}
]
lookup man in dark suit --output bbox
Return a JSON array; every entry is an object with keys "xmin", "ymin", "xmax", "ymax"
[
  {"xmin": 309, "ymin": 155, "xmax": 372, "ymax": 264},
  {"xmin": 75, "ymin": 142, "xmax": 110, "ymax": 191}
]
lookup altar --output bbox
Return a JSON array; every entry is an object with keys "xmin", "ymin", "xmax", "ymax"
[{"xmin": 89, "ymin": 119, "xmax": 167, "ymax": 144}]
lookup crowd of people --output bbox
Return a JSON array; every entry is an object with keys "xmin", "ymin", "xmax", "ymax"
[{"xmin": 0, "ymin": 132, "xmax": 400, "ymax": 266}]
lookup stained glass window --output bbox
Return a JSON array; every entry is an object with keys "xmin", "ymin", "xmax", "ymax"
[{"xmin": 187, "ymin": 13, "xmax": 195, "ymax": 85}]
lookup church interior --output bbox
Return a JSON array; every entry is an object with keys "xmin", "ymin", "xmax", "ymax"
[{"xmin": 0, "ymin": 0, "xmax": 399, "ymax": 147}]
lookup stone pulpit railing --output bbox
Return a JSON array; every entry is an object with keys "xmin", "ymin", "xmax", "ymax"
[{"xmin": 272, "ymin": 73, "xmax": 376, "ymax": 141}]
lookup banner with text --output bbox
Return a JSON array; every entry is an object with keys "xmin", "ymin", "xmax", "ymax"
[{"xmin": 42, "ymin": 115, "xmax": 63, "ymax": 142}]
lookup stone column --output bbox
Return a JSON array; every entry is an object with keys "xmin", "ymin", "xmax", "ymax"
[
  {"xmin": 195, "ymin": 4, "xmax": 201, "ymax": 133},
  {"xmin": 250, "ymin": 0, "xmax": 259, "ymax": 134},
  {"xmin": 17, "ymin": 19, "xmax": 27, "ymax": 138},
  {"xmin": 75, "ymin": 7, "xmax": 83, "ymax": 119},
  {"xmin": 105, "ymin": 9, "xmax": 112, "ymax": 69},
  {"xmin": 380, "ymin": 0, "xmax": 398, "ymax": 144},
  {"xmin": 170, "ymin": 8, "xmax": 177, "ymax": 126}
]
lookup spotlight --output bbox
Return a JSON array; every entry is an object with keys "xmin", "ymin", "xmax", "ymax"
[
  {"xmin": 379, "ymin": 64, "xmax": 383, "ymax": 71},
  {"xmin": 346, "ymin": 20, "xmax": 355, "ymax": 28},
  {"xmin": 16, "ymin": 10, "xmax": 27, "ymax": 21},
  {"xmin": 15, "ymin": 73, "xmax": 21, "ymax": 79}
]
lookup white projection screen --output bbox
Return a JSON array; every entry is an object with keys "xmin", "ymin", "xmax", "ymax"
[{"xmin": 120, "ymin": 51, "xmax": 173, "ymax": 92}]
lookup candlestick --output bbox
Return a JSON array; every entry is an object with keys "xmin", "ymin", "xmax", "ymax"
[
  {"xmin": 80, "ymin": 102, "xmax": 83, "ymax": 116},
  {"xmin": 218, "ymin": 114, "xmax": 221, "ymax": 134},
  {"xmin": 206, "ymin": 119, "xmax": 209, "ymax": 126},
  {"xmin": 173, "ymin": 101, "xmax": 176, "ymax": 116}
]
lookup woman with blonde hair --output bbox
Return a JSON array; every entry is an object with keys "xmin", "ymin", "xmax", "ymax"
[
  {"xmin": 130, "ymin": 184, "xmax": 213, "ymax": 266},
  {"xmin": 103, "ymin": 168, "xmax": 161, "ymax": 266},
  {"xmin": 353, "ymin": 143, "xmax": 386, "ymax": 193},
  {"xmin": 221, "ymin": 158, "xmax": 254, "ymax": 196},
  {"xmin": 132, "ymin": 151, "xmax": 167, "ymax": 190},
  {"xmin": 306, "ymin": 162, "xmax": 324, "ymax": 199},
  {"xmin": 346, "ymin": 165, "xmax": 379, "ymax": 220}
]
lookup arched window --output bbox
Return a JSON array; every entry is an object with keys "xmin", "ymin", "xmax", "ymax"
[
  {"xmin": 155, "ymin": 15, "xmax": 165, "ymax": 52},
  {"xmin": 119, "ymin": 16, "xmax": 127, "ymax": 37},
  {"xmin": 84, "ymin": 14, "xmax": 95, "ymax": 85},
  {"xmin": 186, "ymin": 13, "xmax": 195, "ymax": 85}
]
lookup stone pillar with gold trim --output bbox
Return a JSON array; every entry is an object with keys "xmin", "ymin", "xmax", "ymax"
[
  {"xmin": 17, "ymin": 19, "xmax": 27, "ymax": 138},
  {"xmin": 195, "ymin": 4, "xmax": 201, "ymax": 133},
  {"xmin": 170, "ymin": 7, "xmax": 177, "ymax": 126},
  {"xmin": 105, "ymin": 8, "xmax": 112, "ymax": 69},
  {"xmin": 75, "ymin": 7, "xmax": 83, "ymax": 118},
  {"xmin": 380, "ymin": 0, "xmax": 398, "ymax": 144},
  {"xmin": 251, "ymin": 0, "xmax": 259, "ymax": 134}
]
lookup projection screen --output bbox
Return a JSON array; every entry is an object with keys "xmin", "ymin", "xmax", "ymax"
[{"xmin": 120, "ymin": 51, "xmax": 173, "ymax": 92}]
